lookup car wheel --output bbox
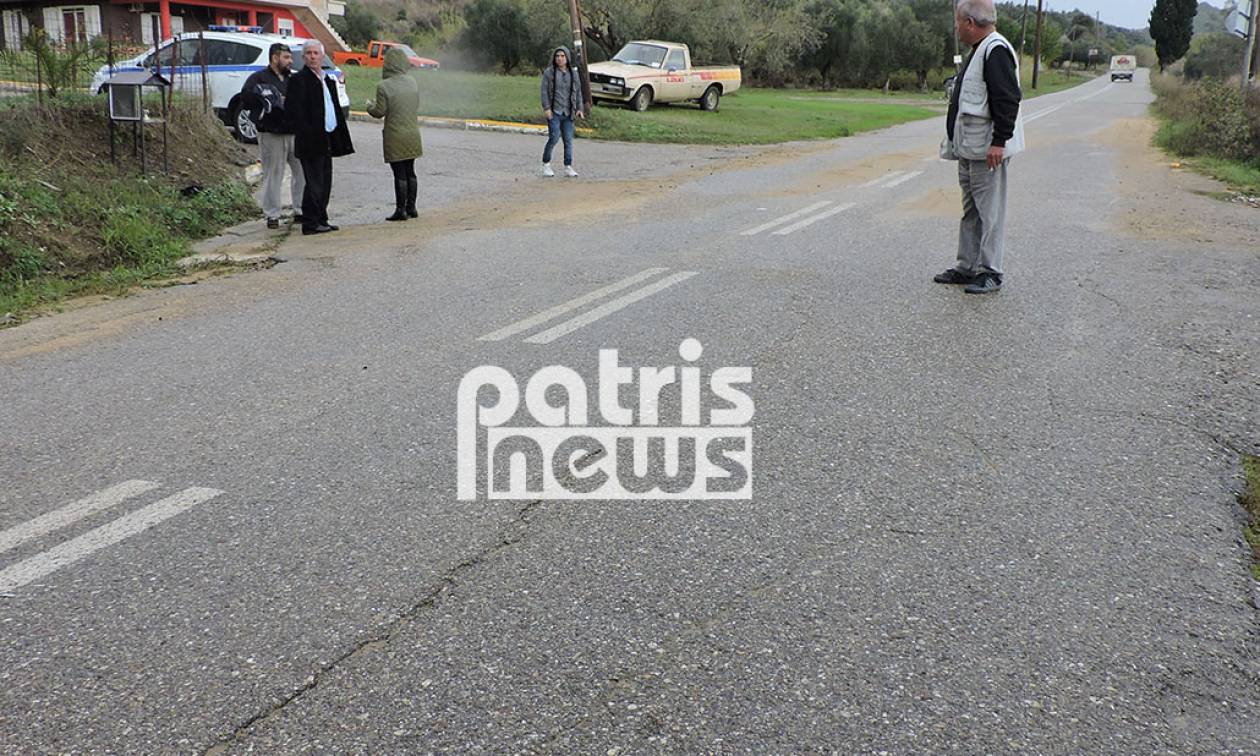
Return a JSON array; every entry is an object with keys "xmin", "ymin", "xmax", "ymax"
[
  {"xmin": 700, "ymin": 85, "xmax": 720, "ymax": 111},
  {"xmin": 232, "ymin": 102, "xmax": 259, "ymax": 144},
  {"xmin": 346, "ymin": 59, "xmax": 360, "ymax": 66},
  {"xmin": 630, "ymin": 86, "xmax": 653, "ymax": 112}
]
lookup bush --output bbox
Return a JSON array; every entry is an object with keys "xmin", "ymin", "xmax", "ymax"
[
  {"xmin": 1183, "ymin": 32, "xmax": 1245, "ymax": 80},
  {"xmin": 1153, "ymin": 73, "xmax": 1260, "ymax": 164}
]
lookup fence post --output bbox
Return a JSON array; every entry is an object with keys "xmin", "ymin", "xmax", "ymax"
[{"xmin": 199, "ymin": 31, "xmax": 208, "ymax": 112}]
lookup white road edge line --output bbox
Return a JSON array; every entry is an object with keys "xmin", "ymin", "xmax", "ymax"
[
  {"xmin": 772, "ymin": 203, "xmax": 857, "ymax": 236},
  {"xmin": 477, "ymin": 268, "xmax": 669, "ymax": 341},
  {"xmin": 0, "ymin": 480, "xmax": 160, "ymax": 556},
  {"xmin": 1024, "ymin": 104, "xmax": 1064, "ymax": 123},
  {"xmin": 1075, "ymin": 82, "xmax": 1115, "ymax": 102},
  {"xmin": 882, "ymin": 170, "xmax": 924, "ymax": 188},
  {"xmin": 0, "ymin": 487, "xmax": 223, "ymax": 594},
  {"xmin": 739, "ymin": 201, "xmax": 832, "ymax": 236},
  {"xmin": 860, "ymin": 171, "xmax": 905, "ymax": 188},
  {"xmin": 524, "ymin": 272, "xmax": 699, "ymax": 344}
]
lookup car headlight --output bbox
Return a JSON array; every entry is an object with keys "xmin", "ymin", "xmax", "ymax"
[{"xmin": 613, "ymin": 78, "xmax": 624, "ymax": 86}]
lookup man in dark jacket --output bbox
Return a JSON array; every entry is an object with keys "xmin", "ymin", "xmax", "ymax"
[
  {"xmin": 240, "ymin": 43, "xmax": 303, "ymax": 229},
  {"xmin": 539, "ymin": 46, "xmax": 584, "ymax": 177},
  {"xmin": 284, "ymin": 39, "xmax": 354, "ymax": 235}
]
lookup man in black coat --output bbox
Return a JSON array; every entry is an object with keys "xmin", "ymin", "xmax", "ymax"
[{"xmin": 284, "ymin": 39, "xmax": 354, "ymax": 235}]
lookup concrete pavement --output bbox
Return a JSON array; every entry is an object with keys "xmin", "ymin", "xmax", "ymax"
[{"xmin": 1, "ymin": 71, "xmax": 1258, "ymax": 752}]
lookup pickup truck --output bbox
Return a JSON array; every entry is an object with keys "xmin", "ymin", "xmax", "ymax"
[
  {"xmin": 333, "ymin": 40, "xmax": 439, "ymax": 70},
  {"xmin": 1109, "ymin": 55, "xmax": 1136, "ymax": 82},
  {"xmin": 587, "ymin": 40, "xmax": 741, "ymax": 111}
]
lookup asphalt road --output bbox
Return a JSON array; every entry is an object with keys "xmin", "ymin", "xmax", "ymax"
[{"xmin": 2, "ymin": 70, "xmax": 1259, "ymax": 752}]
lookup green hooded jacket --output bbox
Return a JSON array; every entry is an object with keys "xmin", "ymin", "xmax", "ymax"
[{"xmin": 367, "ymin": 47, "xmax": 423, "ymax": 163}]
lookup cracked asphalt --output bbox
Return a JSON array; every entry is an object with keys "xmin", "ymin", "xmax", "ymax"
[{"xmin": 2, "ymin": 70, "xmax": 1259, "ymax": 752}]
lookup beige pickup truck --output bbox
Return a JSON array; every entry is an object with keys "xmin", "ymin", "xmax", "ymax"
[{"xmin": 588, "ymin": 40, "xmax": 742, "ymax": 112}]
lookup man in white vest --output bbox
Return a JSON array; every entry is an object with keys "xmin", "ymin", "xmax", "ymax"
[{"xmin": 935, "ymin": 0, "xmax": 1024, "ymax": 294}]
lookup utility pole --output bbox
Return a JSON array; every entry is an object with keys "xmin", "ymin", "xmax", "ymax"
[
  {"xmin": 566, "ymin": 0, "xmax": 594, "ymax": 113},
  {"xmin": 1032, "ymin": 0, "xmax": 1044, "ymax": 89},
  {"xmin": 952, "ymin": 4, "xmax": 960, "ymax": 74},
  {"xmin": 1243, "ymin": 0, "xmax": 1259, "ymax": 95},
  {"xmin": 1019, "ymin": 0, "xmax": 1031, "ymax": 60}
]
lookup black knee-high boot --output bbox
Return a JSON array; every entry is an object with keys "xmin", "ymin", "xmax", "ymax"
[
  {"xmin": 406, "ymin": 177, "xmax": 418, "ymax": 218},
  {"xmin": 387, "ymin": 178, "xmax": 408, "ymax": 221}
]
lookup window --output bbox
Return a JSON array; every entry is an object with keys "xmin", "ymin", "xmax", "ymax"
[
  {"xmin": 143, "ymin": 40, "xmax": 176, "ymax": 68},
  {"xmin": 665, "ymin": 50, "xmax": 684, "ymax": 71},
  {"xmin": 369, "ymin": 43, "xmax": 379, "ymax": 58},
  {"xmin": 205, "ymin": 40, "xmax": 259, "ymax": 66},
  {"xmin": 41, "ymin": 6, "xmax": 99, "ymax": 43},
  {"xmin": 277, "ymin": 18, "xmax": 294, "ymax": 37}
]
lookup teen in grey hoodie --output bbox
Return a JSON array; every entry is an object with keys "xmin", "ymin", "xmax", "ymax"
[{"xmin": 540, "ymin": 46, "xmax": 585, "ymax": 177}]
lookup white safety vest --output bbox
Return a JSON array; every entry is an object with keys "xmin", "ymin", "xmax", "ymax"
[{"xmin": 953, "ymin": 31, "xmax": 1025, "ymax": 160}]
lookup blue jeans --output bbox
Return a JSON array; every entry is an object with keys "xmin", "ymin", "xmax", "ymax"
[{"xmin": 543, "ymin": 114, "xmax": 575, "ymax": 166}]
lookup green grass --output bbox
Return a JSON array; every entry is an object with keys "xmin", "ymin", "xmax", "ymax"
[
  {"xmin": 1154, "ymin": 117, "xmax": 1260, "ymax": 195},
  {"xmin": 1241, "ymin": 456, "xmax": 1260, "ymax": 581},
  {"xmin": 343, "ymin": 68, "xmax": 939, "ymax": 144},
  {"xmin": 1020, "ymin": 55, "xmax": 1099, "ymax": 98}
]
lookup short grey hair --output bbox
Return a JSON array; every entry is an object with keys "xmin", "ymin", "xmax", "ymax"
[
  {"xmin": 302, "ymin": 39, "xmax": 324, "ymax": 53},
  {"xmin": 957, "ymin": 0, "xmax": 997, "ymax": 27}
]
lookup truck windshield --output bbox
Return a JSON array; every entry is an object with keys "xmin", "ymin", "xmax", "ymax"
[{"xmin": 613, "ymin": 43, "xmax": 668, "ymax": 69}]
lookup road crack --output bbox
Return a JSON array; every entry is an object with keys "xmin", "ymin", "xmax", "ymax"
[{"xmin": 202, "ymin": 498, "xmax": 543, "ymax": 754}]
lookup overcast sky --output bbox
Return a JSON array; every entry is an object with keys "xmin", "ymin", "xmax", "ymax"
[{"xmin": 1008, "ymin": 0, "xmax": 1172, "ymax": 31}]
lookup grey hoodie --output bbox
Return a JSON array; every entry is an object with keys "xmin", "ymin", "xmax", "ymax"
[{"xmin": 540, "ymin": 46, "xmax": 582, "ymax": 117}]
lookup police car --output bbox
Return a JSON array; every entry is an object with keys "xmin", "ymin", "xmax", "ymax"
[{"xmin": 91, "ymin": 27, "xmax": 350, "ymax": 144}]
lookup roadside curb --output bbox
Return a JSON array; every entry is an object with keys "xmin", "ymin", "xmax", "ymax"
[{"xmin": 347, "ymin": 111, "xmax": 593, "ymax": 137}]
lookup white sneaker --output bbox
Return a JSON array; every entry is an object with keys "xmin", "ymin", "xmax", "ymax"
[
  {"xmin": 565, "ymin": 166, "xmax": 579, "ymax": 178},
  {"xmin": 542, "ymin": 163, "xmax": 555, "ymax": 177}
]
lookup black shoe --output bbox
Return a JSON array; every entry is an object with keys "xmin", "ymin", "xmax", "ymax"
[
  {"xmin": 326, "ymin": 224, "xmax": 339, "ymax": 231},
  {"xmin": 388, "ymin": 178, "xmax": 408, "ymax": 221},
  {"xmin": 266, "ymin": 218, "xmax": 280, "ymax": 229},
  {"xmin": 302, "ymin": 224, "xmax": 334, "ymax": 235},
  {"xmin": 964, "ymin": 273, "xmax": 1002, "ymax": 294},
  {"xmin": 933, "ymin": 268, "xmax": 978, "ymax": 285},
  {"xmin": 406, "ymin": 177, "xmax": 418, "ymax": 218},
  {"xmin": 386, "ymin": 210, "xmax": 408, "ymax": 222},
  {"xmin": 292, "ymin": 214, "xmax": 304, "ymax": 224}
]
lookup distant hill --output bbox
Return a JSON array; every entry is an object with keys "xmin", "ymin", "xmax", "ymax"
[{"xmin": 1193, "ymin": 1, "xmax": 1236, "ymax": 36}]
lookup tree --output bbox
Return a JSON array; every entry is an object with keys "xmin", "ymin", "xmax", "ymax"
[
  {"xmin": 460, "ymin": 0, "xmax": 531, "ymax": 72},
  {"xmin": 1149, "ymin": 0, "xmax": 1197, "ymax": 72},
  {"xmin": 1037, "ymin": 18, "xmax": 1063, "ymax": 68},
  {"xmin": 1183, "ymin": 32, "xmax": 1246, "ymax": 79},
  {"xmin": 329, "ymin": 0, "xmax": 380, "ymax": 49}
]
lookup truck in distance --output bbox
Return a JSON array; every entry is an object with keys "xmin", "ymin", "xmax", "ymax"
[
  {"xmin": 333, "ymin": 40, "xmax": 439, "ymax": 70},
  {"xmin": 1109, "ymin": 55, "xmax": 1136, "ymax": 82},
  {"xmin": 587, "ymin": 41, "xmax": 741, "ymax": 112}
]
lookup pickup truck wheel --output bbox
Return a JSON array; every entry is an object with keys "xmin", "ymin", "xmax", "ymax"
[
  {"xmin": 630, "ymin": 86, "xmax": 653, "ymax": 112},
  {"xmin": 345, "ymin": 59, "xmax": 360, "ymax": 65},
  {"xmin": 700, "ymin": 85, "xmax": 721, "ymax": 111},
  {"xmin": 232, "ymin": 101, "xmax": 259, "ymax": 144}
]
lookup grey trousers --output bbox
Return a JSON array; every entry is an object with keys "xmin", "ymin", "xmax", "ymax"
[
  {"xmin": 956, "ymin": 157, "xmax": 1008, "ymax": 276},
  {"xmin": 259, "ymin": 132, "xmax": 304, "ymax": 220}
]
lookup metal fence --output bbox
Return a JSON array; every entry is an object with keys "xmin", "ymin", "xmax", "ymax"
[{"xmin": 0, "ymin": 18, "xmax": 211, "ymax": 113}]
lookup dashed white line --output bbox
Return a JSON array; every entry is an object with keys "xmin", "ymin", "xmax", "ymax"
[
  {"xmin": 882, "ymin": 170, "xmax": 924, "ymax": 188},
  {"xmin": 0, "ymin": 487, "xmax": 223, "ymax": 593},
  {"xmin": 859, "ymin": 171, "xmax": 906, "ymax": 188},
  {"xmin": 771, "ymin": 203, "xmax": 857, "ymax": 236},
  {"xmin": 523, "ymin": 272, "xmax": 699, "ymax": 344},
  {"xmin": 0, "ymin": 480, "xmax": 160, "ymax": 556},
  {"xmin": 477, "ymin": 268, "xmax": 668, "ymax": 341},
  {"xmin": 739, "ymin": 201, "xmax": 832, "ymax": 236}
]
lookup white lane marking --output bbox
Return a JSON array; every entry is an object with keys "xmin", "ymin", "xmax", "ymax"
[
  {"xmin": 524, "ymin": 272, "xmax": 699, "ymax": 344},
  {"xmin": 859, "ymin": 171, "xmax": 905, "ymax": 188},
  {"xmin": 0, "ymin": 480, "xmax": 160, "ymax": 556},
  {"xmin": 0, "ymin": 487, "xmax": 223, "ymax": 594},
  {"xmin": 739, "ymin": 201, "xmax": 831, "ymax": 236},
  {"xmin": 1024, "ymin": 103, "xmax": 1064, "ymax": 123},
  {"xmin": 882, "ymin": 170, "xmax": 924, "ymax": 188},
  {"xmin": 477, "ymin": 268, "xmax": 668, "ymax": 341},
  {"xmin": 1075, "ymin": 82, "xmax": 1115, "ymax": 102},
  {"xmin": 771, "ymin": 203, "xmax": 857, "ymax": 236}
]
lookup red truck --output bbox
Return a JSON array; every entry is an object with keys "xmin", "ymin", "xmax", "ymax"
[{"xmin": 333, "ymin": 40, "xmax": 439, "ymax": 69}]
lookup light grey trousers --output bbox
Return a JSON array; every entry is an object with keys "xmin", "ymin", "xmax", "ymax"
[
  {"xmin": 259, "ymin": 132, "xmax": 304, "ymax": 220},
  {"xmin": 956, "ymin": 157, "xmax": 1008, "ymax": 276}
]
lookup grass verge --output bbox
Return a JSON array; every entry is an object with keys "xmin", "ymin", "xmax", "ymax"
[
  {"xmin": 344, "ymin": 69, "xmax": 941, "ymax": 144},
  {"xmin": 1241, "ymin": 456, "xmax": 1260, "ymax": 582},
  {"xmin": 0, "ymin": 96, "xmax": 257, "ymax": 324}
]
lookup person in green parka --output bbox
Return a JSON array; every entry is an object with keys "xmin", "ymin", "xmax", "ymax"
[{"xmin": 366, "ymin": 47, "xmax": 423, "ymax": 221}]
